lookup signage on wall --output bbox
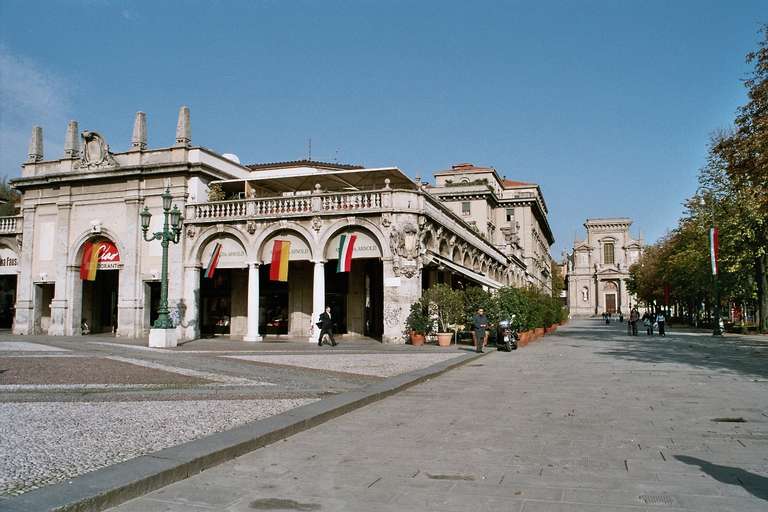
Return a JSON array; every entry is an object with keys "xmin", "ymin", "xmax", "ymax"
[
  {"xmin": 324, "ymin": 232, "xmax": 382, "ymax": 260},
  {"xmin": 96, "ymin": 241, "xmax": 121, "ymax": 270},
  {"xmin": 0, "ymin": 247, "xmax": 19, "ymax": 275},
  {"xmin": 202, "ymin": 237, "xmax": 247, "ymax": 269},
  {"xmin": 261, "ymin": 234, "xmax": 312, "ymax": 262}
]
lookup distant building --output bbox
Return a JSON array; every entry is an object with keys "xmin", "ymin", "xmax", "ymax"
[
  {"xmin": 564, "ymin": 218, "xmax": 643, "ymax": 316},
  {"xmin": 427, "ymin": 163, "xmax": 555, "ymax": 294}
]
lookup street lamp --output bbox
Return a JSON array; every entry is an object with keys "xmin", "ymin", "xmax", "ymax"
[
  {"xmin": 141, "ymin": 186, "xmax": 183, "ymax": 346},
  {"xmin": 697, "ymin": 187, "xmax": 722, "ymax": 336}
]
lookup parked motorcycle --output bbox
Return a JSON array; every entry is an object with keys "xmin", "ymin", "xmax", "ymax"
[{"xmin": 496, "ymin": 316, "xmax": 519, "ymax": 351}]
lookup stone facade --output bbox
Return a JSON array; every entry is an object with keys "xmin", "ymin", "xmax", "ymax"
[
  {"xmin": 564, "ymin": 218, "xmax": 643, "ymax": 317},
  {"xmin": 5, "ymin": 110, "xmax": 554, "ymax": 344}
]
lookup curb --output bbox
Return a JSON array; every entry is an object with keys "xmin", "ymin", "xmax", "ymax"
[{"xmin": 0, "ymin": 350, "xmax": 488, "ymax": 512}]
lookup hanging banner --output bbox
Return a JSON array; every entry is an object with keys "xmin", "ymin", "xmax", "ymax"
[
  {"xmin": 260, "ymin": 233, "xmax": 312, "ymax": 262},
  {"xmin": 710, "ymin": 227, "xmax": 719, "ymax": 275},
  {"xmin": 204, "ymin": 243, "xmax": 222, "ymax": 279},
  {"xmin": 337, "ymin": 234, "xmax": 357, "ymax": 272},
  {"xmin": 80, "ymin": 240, "xmax": 121, "ymax": 280},
  {"xmin": 270, "ymin": 240, "xmax": 291, "ymax": 281}
]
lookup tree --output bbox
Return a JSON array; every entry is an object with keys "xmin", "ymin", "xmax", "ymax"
[{"xmin": 0, "ymin": 178, "xmax": 20, "ymax": 217}]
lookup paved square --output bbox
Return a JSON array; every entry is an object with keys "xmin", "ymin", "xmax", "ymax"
[
  {"xmin": 109, "ymin": 319, "xmax": 768, "ymax": 512},
  {"xmin": 0, "ymin": 342, "xmax": 68, "ymax": 352}
]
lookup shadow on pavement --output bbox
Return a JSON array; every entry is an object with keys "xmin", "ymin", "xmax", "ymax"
[
  {"xmin": 675, "ymin": 455, "xmax": 768, "ymax": 501},
  {"xmin": 556, "ymin": 320, "xmax": 768, "ymax": 379}
]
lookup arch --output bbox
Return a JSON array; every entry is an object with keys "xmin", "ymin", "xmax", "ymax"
[
  {"xmin": 462, "ymin": 251, "xmax": 472, "ymax": 268},
  {"xmin": 319, "ymin": 217, "xmax": 390, "ymax": 261},
  {"xmin": 68, "ymin": 227, "xmax": 127, "ymax": 268},
  {"xmin": 472, "ymin": 254, "xmax": 480, "ymax": 271},
  {"xmin": 450, "ymin": 245, "xmax": 461, "ymax": 263},
  {"xmin": 481, "ymin": 260, "xmax": 489, "ymax": 275},
  {"xmin": 438, "ymin": 239, "xmax": 450, "ymax": 257},
  {"xmin": 421, "ymin": 229, "xmax": 435, "ymax": 253},
  {"xmin": 188, "ymin": 225, "xmax": 252, "ymax": 266}
]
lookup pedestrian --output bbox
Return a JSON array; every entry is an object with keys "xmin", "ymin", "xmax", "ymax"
[
  {"xmin": 604, "ymin": 312, "xmax": 610, "ymax": 325},
  {"xmin": 317, "ymin": 306, "xmax": 337, "ymax": 347},
  {"xmin": 619, "ymin": 311, "xmax": 624, "ymax": 323},
  {"xmin": 643, "ymin": 312, "xmax": 654, "ymax": 336},
  {"xmin": 630, "ymin": 307, "xmax": 640, "ymax": 336},
  {"xmin": 656, "ymin": 310, "xmax": 666, "ymax": 337},
  {"xmin": 472, "ymin": 307, "xmax": 490, "ymax": 353}
]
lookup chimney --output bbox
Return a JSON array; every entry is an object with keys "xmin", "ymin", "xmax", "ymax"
[
  {"xmin": 131, "ymin": 111, "xmax": 147, "ymax": 151},
  {"xmin": 175, "ymin": 105, "xmax": 191, "ymax": 146},
  {"xmin": 64, "ymin": 120, "xmax": 79, "ymax": 158},
  {"xmin": 27, "ymin": 126, "xmax": 43, "ymax": 162}
]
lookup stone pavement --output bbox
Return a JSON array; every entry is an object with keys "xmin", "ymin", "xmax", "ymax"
[
  {"xmin": 0, "ymin": 334, "xmax": 467, "ymax": 498},
  {"xmin": 108, "ymin": 319, "xmax": 768, "ymax": 511}
]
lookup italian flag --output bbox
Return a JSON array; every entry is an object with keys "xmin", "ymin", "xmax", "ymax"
[
  {"xmin": 270, "ymin": 240, "xmax": 290, "ymax": 281},
  {"xmin": 79, "ymin": 241, "xmax": 102, "ymax": 281},
  {"xmin": 204, "ymin": 242, "xmax": 222, "ymax": 279},
  {"xmin": 710, "ymin": 227, "xmax": 719, "ymax": 275},
  {"xmin": 337, "ymin": 234, "xmax": 357, "ymax": 272}
]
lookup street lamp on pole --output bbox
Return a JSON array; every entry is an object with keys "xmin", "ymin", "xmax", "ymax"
[
  {"xmin": 697, "ymin": 187, "xmax": 722, "ymax": 336},
  {"xmin": 140, "ymin": 185, "xmax": 183, "ymax": 346}
]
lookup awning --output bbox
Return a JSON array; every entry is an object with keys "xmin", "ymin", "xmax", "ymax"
[{"xmin": 427, "ymin": 253, "xmax": 502, "ymax": 290}]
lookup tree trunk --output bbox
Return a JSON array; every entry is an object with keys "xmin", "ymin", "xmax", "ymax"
[{"xmin": 757, "ymin": 254, "xmax": 768, "ymax": 332}]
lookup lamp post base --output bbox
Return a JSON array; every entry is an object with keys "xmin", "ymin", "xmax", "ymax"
[{"xmin": 149, "ymin": 328, "xmax": 178, "ymax": 348}]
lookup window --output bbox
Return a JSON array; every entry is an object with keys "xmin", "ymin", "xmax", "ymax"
[
  {"xmin": 603, "ymin": 243, "xmax": 615, "ymax": 264},
  {"xmin": 505, "ymin": 208, "xmax": 514, "ymax": 222},
  {"xmin": 461, "ymin": 202, "xmax": 471, "ymax": 216}
]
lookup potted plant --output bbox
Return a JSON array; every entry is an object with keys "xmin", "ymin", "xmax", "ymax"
[
  {"xmin": 423, "ymin": 284, "xmax": 464, "ymax": 347},
  {"xmin": 405, "ymin": 300, "xmax": 430, "ymax": 346}
]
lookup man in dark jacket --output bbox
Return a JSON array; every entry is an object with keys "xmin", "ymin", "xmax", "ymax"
[
  {"xmin": 318, "ymin": 306, "xmax": 337, "ymax": 347},
  {"xmin": 472, "ymin": 308, "xmax": 490, "ymax": 353}
]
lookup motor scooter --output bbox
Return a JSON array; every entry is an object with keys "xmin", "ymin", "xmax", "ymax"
[{"xmin": 496, "ymin": 315, "xmax": 519, "ymax": 351}]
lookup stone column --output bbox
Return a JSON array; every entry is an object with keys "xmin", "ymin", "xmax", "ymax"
[
  {"xmin": 48, "ymin": 194, "xmax": 72, "ymax": 335},
  {"xmin": 13, "ymin": 206, "xmax": 36, "ymax": 334},
  {"xmin": 617, "ymin": 279, "xmax": 623, "ymax": 314},
  {"xmin": 309, "ymin": 261, "xmax": 325, "ymax": 342},
  {"xmin": 382, "ymin": 258, "xmax": 422, "ymax": 344},
  {"xmin": 117, "ymin": 187, "xmax": 143, "ymax": 338},
  {"xmin": 181, "ymin": 266, "xmax": 201, "ymax": 341},
  {"xmin": 244, "ymin": 262, "xmax": 262, "ymax": 342}
]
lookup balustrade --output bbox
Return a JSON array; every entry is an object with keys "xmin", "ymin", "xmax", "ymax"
[
  {"xmin": 0, "ymin": 216, "xmax": 20, "ymax": 234},
  {"xmin": 188, "ymin": 191, "xmax": 384, "ymax": 221}
]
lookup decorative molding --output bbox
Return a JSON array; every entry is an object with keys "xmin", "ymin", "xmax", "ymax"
[{"xmin": 76, "ymin": 131, "xmax": 118, "ymax": 169}]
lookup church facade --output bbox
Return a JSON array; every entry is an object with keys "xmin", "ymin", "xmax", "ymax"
[
  {"xmin": 2, "ymin": 107, "xmax": 555, "ymax": 344},
  {"xmin": 564, "ymin": 218, "xmax": 643, "ymax": 317}
]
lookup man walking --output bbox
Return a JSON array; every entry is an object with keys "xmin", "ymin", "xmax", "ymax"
[
  {"xmin": 317, "ymin": 306, "xmax": 337, "ymax": 347},
  {"xmin": 629, "ymin": 307, "xmax": 640, "ymax": 336},
  {"xmin": 472, "ymin": 308, "xmax": 490, "ymax": 353}
]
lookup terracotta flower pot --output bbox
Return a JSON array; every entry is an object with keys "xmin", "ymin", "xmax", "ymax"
[
  {"xmin": 410, "ymin": 332, "xmax": 426, "ymax": 346},
  {"xmin": 436, "ymin": 333, "xmax": 453, "ymax": 347},
  {"xmin": 535, "ymin": 327, "xmax": 545, "ymax": 338},
  {"xmin": 519, "ymin": 331, "xmax": 531, "ymax": 346}
]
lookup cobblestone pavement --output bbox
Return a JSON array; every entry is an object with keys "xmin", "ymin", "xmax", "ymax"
[
  {"xmin": 109, "ymin": 319, "xmax": 768, "ymax": 512},
  {"xmin": 0, "ymin": 334, "xmax": 466, "ymax": 497}
]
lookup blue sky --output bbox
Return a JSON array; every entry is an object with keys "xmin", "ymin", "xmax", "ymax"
[{"xmin": 0, "ymin": 1, "xmax": 764, "ymax": 255}]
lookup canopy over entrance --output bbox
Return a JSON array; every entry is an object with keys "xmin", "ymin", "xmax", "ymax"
[
  {"xmin": 211, "ymin": 166, "xmax": 418, "ymax": 198},
  {"xmin": 428, "ymin": 253, "xmax": 501, "ymax": 289}
]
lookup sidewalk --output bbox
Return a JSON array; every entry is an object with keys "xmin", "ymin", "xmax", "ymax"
[{"xmin": 108, "ymin": 318, "xmax": 768, "ymax": 512}]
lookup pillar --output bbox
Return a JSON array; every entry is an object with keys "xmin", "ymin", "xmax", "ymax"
[
  {"xmin": 244, "ymin": 262, "xmax": 261, "ymax": 342},
  {"xmin": 48, "ymin": 194, "xmax": 72, "ymax": 335},
  {"xmin": 181, "ymin": 266, "xmax": 201, "ymax": 341},
  {"xmin": 309, "ymin": 261, "xmax": 325, "ymax": 342},
  {"xmin": 382, "ymin": 258, "xmax": 422, "ymax": 344},
  {"xmin": 13, "ymin": 206, "xmax": 36, "ymax": 334}
]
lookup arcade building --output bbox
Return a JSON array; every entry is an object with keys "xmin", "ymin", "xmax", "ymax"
[{"xmin": 2, "ymin": 108, "xmax": 554, "ymax": 344}]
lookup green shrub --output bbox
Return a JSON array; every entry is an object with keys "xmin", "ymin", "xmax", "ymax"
[
  {"xmin": 405, "ymin": 300, "xmax": 431, "ymax": 334},
  {"xmin": 423, "ymin": 284, "xmax": 464, "ymax": 333},
  {"xmin": 461, "ymin": 287, "xmax": 498, "ymax": 326}
]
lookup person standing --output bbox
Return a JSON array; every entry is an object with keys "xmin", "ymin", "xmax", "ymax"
[
  {"xmin": 629, "ymin": 307, "xmax": 640, "ymax": 336},
  {"xmin": 317, "ymin": 306, "xmax": 337, "ymax": 347},
  {"xmin": 656, "ymin": 310, "xmax": 666, "ymax": 337},
  {"xmin": 643, "ymin": 312, "xmax": 654, "ymax": 336},
  {"xmin": 472, "ymin": 308, "xmax": 489, "ymax": 353}
]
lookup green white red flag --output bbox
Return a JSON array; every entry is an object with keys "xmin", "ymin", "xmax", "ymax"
[{"xmin": 337, "ymin": 234, "xmax": 357, "ymax": 272}]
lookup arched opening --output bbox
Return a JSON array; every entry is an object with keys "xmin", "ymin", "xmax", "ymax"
[
  {"xmin": 78, "ymin": 237, "xmax": 121, "ymax": 334},
  {"xmin": 258, "ymin": 230, "xmax": 314, "ymax": 337},
  {"xmin": 199, "ymin": 235, "xmax": 248, "ymax": 337},
  {"xmin": 323, "ymin": 227, "xmax": 384, "ymax": 339},
  {"xmin": 438, "ymin": 239, "xmax": 450, "ymax": 257},
  {"xmin": 0, "ymin": 243, "xmax": 19, "ymax": 329}
]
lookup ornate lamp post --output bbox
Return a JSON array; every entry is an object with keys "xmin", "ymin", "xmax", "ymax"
[
  {"xmin": 698, "ymin": 187, "xmax": 722, "ymax": 336},
  {"xmin": 140, "ymin": 186, "xmax": 183, "ymax": 347}
]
